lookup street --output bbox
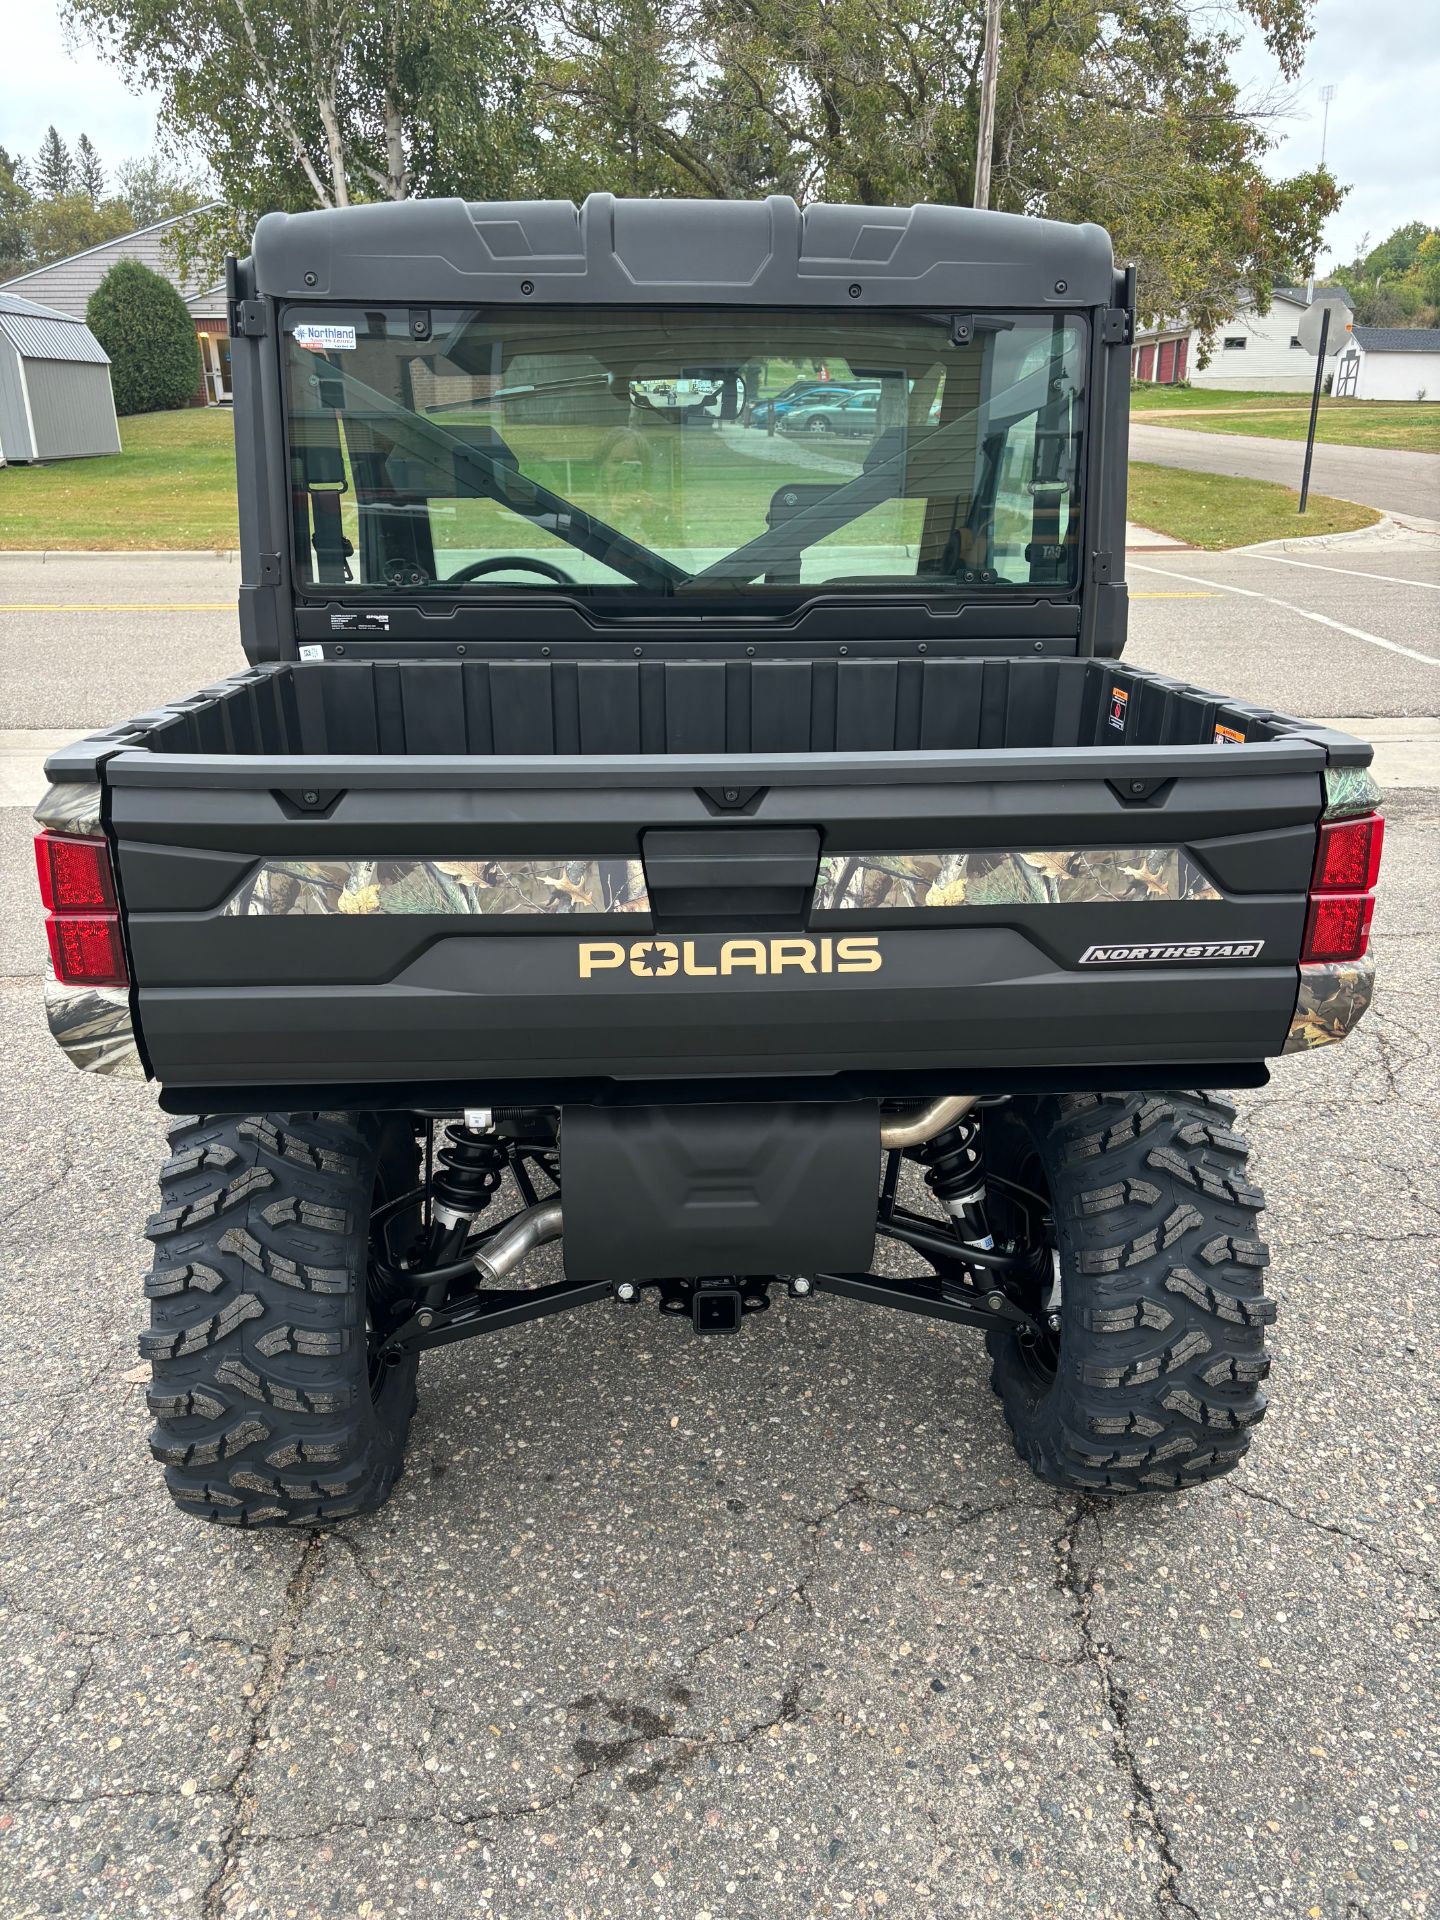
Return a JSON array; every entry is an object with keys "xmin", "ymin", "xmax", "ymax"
[
  {"xmin": 0, "ymin": 539, "xmax": 1436, "ymax": 1918},
  {"xmin": 1129, "ymin": 421, "xmax": 1440, "ymax": 521}
]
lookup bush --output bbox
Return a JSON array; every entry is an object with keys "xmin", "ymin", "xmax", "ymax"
[{"xmin": 86, "ymin": 258, "xmax": 200, "ymax": 415}]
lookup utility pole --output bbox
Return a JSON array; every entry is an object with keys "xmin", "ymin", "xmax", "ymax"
[
  {"xmin": 1319, "ymin": 83, "xmax": 1336, "ymax": 166},
  {"xmin": 1307, "ymin": 85, "xmax": 1337, "ymax": 302},
  {"xmin": 973, "ymin": 0, "xmax": 1003, "ymax": 210}
]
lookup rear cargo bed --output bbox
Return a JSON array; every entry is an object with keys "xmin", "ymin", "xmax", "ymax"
[
  {"xmin": 45, "ymin": 658, "xmax": 1370, "ymax": 1106},
  {"xmin": 94, "ymin": 655, "xmax": 1346, "ymax": 760}
]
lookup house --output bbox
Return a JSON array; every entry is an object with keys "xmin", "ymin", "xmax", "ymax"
[
  {"xmin": 0, "ymin": 208, "xmax": 232, "ymax": 407},
  {"xmin": 0, "ymin": 291, "xmax": 120, "ymax": 464},
  {"xmin": 1132, "ymin": 285, "xmax": 1354, "ymax": 392},
  {"xmin": 1333, "ymin": 327, "xmax": 1440, "ymax": 402}
]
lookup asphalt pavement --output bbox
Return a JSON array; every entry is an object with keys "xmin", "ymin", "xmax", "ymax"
[
  {"xmin": 0, "ymin": 540, "xmax": 1436, "ymax": 1918},
  {"xmin": 1129, "ymin": 421, "xmax": 1440, "ymax": 521}
]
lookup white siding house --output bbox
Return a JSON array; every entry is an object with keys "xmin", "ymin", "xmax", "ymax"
[
  {"xmin": 1334, "ymin": 328, "xmax": 1440, "ymax": 402},
  {"xmin": 1132, "ymin": 285, "xmax": 1354, "ymax": 392}
]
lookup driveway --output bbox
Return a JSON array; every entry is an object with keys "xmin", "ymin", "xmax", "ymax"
[
  {"xmin": 0, "ymin": 549, "xmax": 1436, "ymax": 1918},
  {"xmin": 1129, "ymin": 421, "xmax": 1440, "ymax": 521}
]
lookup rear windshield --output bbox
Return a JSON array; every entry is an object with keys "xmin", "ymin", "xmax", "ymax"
[{"xmin": 283, "ymin": 306, "xmax": 1086, "ymax": 603}]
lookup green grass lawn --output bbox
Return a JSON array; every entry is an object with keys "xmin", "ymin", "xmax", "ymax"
[
  {"xmin": 0, "ymin": 409, "xmax": 240, "ymax": 549},
  {"xmin": 1128, "ymin": 463, "xmax": 1380, "ymax": 549},
  {"xmin": 1129, "ymin": 385, "xmax": 1316, "ymax": 411},
  {"xmin": 1138, "ymin": 400, "xmax": 1439, "ymax": 453},
  {"xmin": 0, "ymin": 404, "xmax": 1384, "ymax": 557}
]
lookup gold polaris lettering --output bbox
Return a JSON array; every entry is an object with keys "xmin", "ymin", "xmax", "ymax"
[
  {"xmin": 577, "ymin": 935, "xmax": 884, "ymax": 979},
  {"xmin": 631, "ymin": 939, "xmax": 679, "ymax": 977},
  {"xmin": 836, "ymin": 935, "xmax": 882, "ymax": 973},
  {"xmin": 719, "ymin": 938, "xmax": 768, "ymax": 975},
  {"xmin": 578, "ymin": 941, "xmax": 626, "ymax": 979},
  {"xmin": 770, "ymin": 938, "xmax": 817, "ymax": 974}
]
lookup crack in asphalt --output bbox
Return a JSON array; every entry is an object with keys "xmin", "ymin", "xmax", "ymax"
[
  {"xmin": 1054, "ymin": 1498, "xmax": 1201, "ymax": 1920},
  {"xmin": 200, "ymin": 1530, "xmax": 326, "ymax": 1919},
  {"xmin": 0, "ymin": 1583, "xmax": 268, "ymax": 1655},
  {"xmin": 242, "ymin": 1479, "xmax": 1035, "ymax": 1846},
  {"xmin": 1226, "ymin": 1481, "xmax": 1437, "ymax": 1587},
  {"xmin": 0, "ymin": 1646, "xmax": 97, "ymax": 1802}
]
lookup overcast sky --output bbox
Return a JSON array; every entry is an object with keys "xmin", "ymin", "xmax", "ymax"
[{"xmin": 3, "ymin": 0, "xmax": 1436, "ymax": 270}]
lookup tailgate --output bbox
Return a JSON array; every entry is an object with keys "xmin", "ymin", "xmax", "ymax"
[{"xmin": 102, "ymin": 739, "xmax": 1330, "ymax": 1100}]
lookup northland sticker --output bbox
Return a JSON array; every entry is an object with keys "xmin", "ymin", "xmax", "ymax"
[
  {"xmin": 293, "ymin": 324, "xmax": 357, "ymax": 351},
  {"xmin": 1080, "ymin": 940, "xmax": 1265, "ymax": 965}
]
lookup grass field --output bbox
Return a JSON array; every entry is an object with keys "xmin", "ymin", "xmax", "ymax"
[
  {"xmin": 1129, "ymin": 386, "xmax": 1315, "ymax": 411},
  {"xmin": 1128, "ymin": 462, "xmax": 1379, "ymax": 549},
  {"xmin": 0, "ymin": 409, "xmax": 239, "ymax": 549},
  {"xmin": 1138, "ymin": 401, "xmax": 1439, "ymax": 453},
  {"xmin": 0, "ymin": 405, "xmax": 1384, "ymax": 556},
  {"xmin": 1131, "ymin": 385, "xmax": 1440, "ymax": 452}
]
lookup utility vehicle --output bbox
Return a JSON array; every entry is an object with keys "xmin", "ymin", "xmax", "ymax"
[{"xmin": 33, "ymin": 194, "xmax": 1382, "ymax": 1525}]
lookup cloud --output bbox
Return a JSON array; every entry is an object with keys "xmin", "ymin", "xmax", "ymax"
[
  {"xmin": 1231, "ymin": 0, "xmax": 1440, "ymax": 265},
  {"xmin": 2, "ymin": 3, "xmax": 164, "ymax": 175}
]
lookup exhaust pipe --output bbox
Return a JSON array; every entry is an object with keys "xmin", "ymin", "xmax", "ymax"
[
  {"xmin": 472, "ymin": 1200, "xmax": 563, "ymax": 1285},
  {"xmin": 879, "ymin": 1095, "xmax": 978, "ymax": 1151}
]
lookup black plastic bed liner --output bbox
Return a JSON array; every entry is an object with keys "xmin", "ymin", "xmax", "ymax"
[{"xmin": 72, "ymin": 656, "xmax": 1364, "ymax": 764}]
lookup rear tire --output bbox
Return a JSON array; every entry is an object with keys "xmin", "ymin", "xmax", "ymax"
[
  {"xmin": 985, "ymin": 1092, "xmax": 1274, "ymax": 1492},
  {"xmin": 141, "ymin": 1112, "xmax": 421, "ymax": 1526}
]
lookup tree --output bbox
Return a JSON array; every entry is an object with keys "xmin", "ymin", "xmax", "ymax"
[
  {"xmin": 34, "ymin": 126, "xmax": 75, "ymax": 199},
  {"xmin": 76, "ymin": 132, "xmax": 106, "ymax": 203},
  {"xmin": 86, "ymin": 257, "xmax": 201, "ymax": 414},
  {"xmin": 540, "ymin": 0, "xmax": 1343, "ymax": 342},
  {"xmin": 63, "ymin": 0, "xmax": 543, "ymax": 277},
  {"xmin": 114, "ymin": 154, "xmax": 210, "ymax": 226},
  {"xmin": 0, "ymin": 146, "xmax": 33, "ymax": 278},
  {"xmin": 1331, "ymin": 221, "xmax": 1440, "ymax": 329},
  {"xmin": 24, "ymin": 193, "xmax": 134, "ymax": 265}
]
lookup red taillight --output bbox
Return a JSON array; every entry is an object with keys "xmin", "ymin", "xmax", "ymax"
[
  {"xmin": 34, "ymin": 830, "xmax": 128, "ymax": 987},
  {"xmin": 1301, "ymin": 806, "xmax": 1384, "ymax": 964},
  {"xmin": 1313, "ymin": 813, "xmax": 1385, "ymax": 893},
  {"xmin": 1303, "ymin": 891, "xmax": 1375, "ymax": 963},
  {"xmin": 44, "ymin": 914, "xmax": 129, "ymax": 987},
  {"xmin": 34, "ymin": 832, "xmax": 116, "ymax": 910}
]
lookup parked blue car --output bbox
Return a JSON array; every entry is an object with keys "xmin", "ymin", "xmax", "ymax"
[{"xmin": 745, "ymin": 379, "xmax": 861, "ymax": 428}]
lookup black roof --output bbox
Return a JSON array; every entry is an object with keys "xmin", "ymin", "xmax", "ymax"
[
  {"xmin": 1350, "ymin": 325, "xmax": 1440, "ymax": 353},
  {"xmin": 249, "ymin": 193, "xmax": 1115, "ymax": 310}
]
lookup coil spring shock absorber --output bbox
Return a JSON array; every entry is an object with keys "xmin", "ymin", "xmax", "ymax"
[
  {"xmin": 915, "ymin": 1112, "xmax": 995, "ymax": 1250},
  {"xmin": 429, "ymin": 1110, "xmax": 506, "ymax": 1266}
]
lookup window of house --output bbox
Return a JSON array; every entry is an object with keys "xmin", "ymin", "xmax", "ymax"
[{"xmin": 1223, "ymin": 337, "xmax": 1247, "ymax": 351}]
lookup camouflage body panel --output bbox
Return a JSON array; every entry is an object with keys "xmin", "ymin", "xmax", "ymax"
[
  {"xmin": 35, "ymin": 779, "xmax": 103, "ymax": 838},
  {"xmin": 1283, "ymin": 958, "xmax": 1376, "ymax": 1053},
  {"xmin": 1323, "ymin": 765, "xmax": 1383, "ymax": 819},
  {"xmin": 222, "ymin": 857, "xmax": 651, "ymax": 917},
  {"xmin": 43, "ymin": 972, "xmax": 146, "ymax": 1079},
  {"xmin": 812, "ymin": 848, "xmax": 1222, "ymax": 911}
]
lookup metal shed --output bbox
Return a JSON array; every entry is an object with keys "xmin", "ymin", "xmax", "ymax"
[{"xmin": 0, "ymin": 292, "xmax": 121, "ymax": 464}]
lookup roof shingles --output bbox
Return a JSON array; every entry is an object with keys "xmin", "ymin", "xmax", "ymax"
[{"xmin": 1349, "ymin": 325, "xmax": 1440, "ymax": 354}]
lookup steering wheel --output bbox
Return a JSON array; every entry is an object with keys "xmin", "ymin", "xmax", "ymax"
[{"xmin": 445, "ymin": 555, "xmax": 577, "ymax": 585}]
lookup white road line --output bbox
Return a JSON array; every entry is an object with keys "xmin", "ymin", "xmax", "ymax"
[
  {"xmin": 1238, "ymin": 552, "xmax": 1440, "ymax": 591},
  {"xmin": 1130, "ymin": 561, "xmax": 1440, "ymax": 667}
]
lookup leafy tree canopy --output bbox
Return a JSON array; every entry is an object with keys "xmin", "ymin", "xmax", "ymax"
[
  {"xmin": 1331, "ymin": 221, "xmax": 1440, "ymax": 327},
  {"xmin": 57, "ymin": 0, "xmax": 1342, "ymax": 334}
]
